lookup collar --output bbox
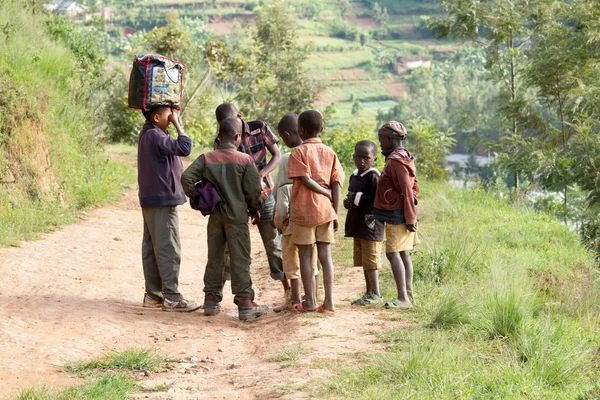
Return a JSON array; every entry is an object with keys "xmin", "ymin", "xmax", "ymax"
[
  {"xmin": 218, "ymin": 143, "xmax": 237, "ymax": 150},
  {"xmin": 382, "ymin": 146, "xmax": 405, "ymax": 158},
  {"xmin": 303, "ymin": 138, "xmax": 322, "ymax": 144},
  {"xmin": 353, "ymin": 168, "xmax": 380, "ymax": 177},
  {"xmin": 241, "ymin": 119, "xmax": 250, "ymax": 136}
]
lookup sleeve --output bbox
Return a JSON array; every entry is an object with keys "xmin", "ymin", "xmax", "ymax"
[
  {"xmin": 180, "ymin": 155, "xmax": 205, "ymax": 198},
  {"xmin": 287, "ymin": 149, "xmax": 309, "ymax": 179},
  {"xmin": 330, "ymin": 155, "xmax": 345, "ymax": 188},
  {"xmin": 154, "ymin": 130, "xmax": 192, "ymax": 157},
  {"xmin": 390, "ymin": 163, "xmax": 417, "ymax": 224},
  {"xmin": 262, "ymin": 123, "xmax": 279, "ymax": 146},
  {"xmin": 273, "ymin": 154, "xmax": 289, "ymax": 197},
  {"xmin": 355, "ymin": 173, "xmax": 378, "ymax": 211},
  {"xmin": 242, "ymin": 162, "xmax": 262, "ymax": 215},
  {"xmin": 273, "ymin": 185, "xmax": 291, "ymax": 231}
]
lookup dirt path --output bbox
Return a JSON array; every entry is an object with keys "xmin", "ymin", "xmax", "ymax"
[{"xmin": 0, "ymin": 188, "xmax": 404, "ymax": 399}]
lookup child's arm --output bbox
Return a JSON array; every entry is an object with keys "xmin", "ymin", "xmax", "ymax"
[
  {"xmin": 155, "ymin": 111, "xmax": 192, "ymax": 157},
  {"xmin": 331, "ymin": 182, "xmax": 341, "ymax": 231},
  {"xmin": 299, "ymin": 176, "xmax": 332, "ymax": 200},
  {"xmin": 242, "ymin": 163, "xmax": 262, "ymax": 222},
  {"xmin": 348, "ymin": 174, "xmax": 378, "ymax": 210},
  {"xmin": 180, "ymin": 155, "xmax": 205, "ymax": 198}
]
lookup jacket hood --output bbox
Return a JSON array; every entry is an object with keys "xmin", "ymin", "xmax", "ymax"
[{"xmin": 387, "ymin": 149, "xmax": 416, "ymax": 174}]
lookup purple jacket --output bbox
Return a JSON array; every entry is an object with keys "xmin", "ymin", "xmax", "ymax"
[{"xmin": 137, "ymin": 120, "xmax": 192, "ymax": 208}]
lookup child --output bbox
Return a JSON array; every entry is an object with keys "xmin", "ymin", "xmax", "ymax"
[
  {"xmin": 181, "ymin": 118, "xmax": 269, "ymax": 321},
  {"xmin": 138, "ymin": 106, "xmax": 201, "ymax": 312},
  {"xmin": 374, "ymin": 121, "xmax": 420, "ymax": 309},
  {"xmin": 343, "ymin": 140, "xmax": 385, "ymax": 305},
  {"xmin": 288, "ymin": 110, "xmax": 345, "ymax": 314},
  {"xmin": 273, "ymin": 114, "xmax": 319, "ymax": 311},
  {"xmin": 214, "ymin": 103, "xmax": 288, "ymax": 295}
]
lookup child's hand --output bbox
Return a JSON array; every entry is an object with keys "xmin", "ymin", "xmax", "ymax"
[
  {"xmin": 406, "ymin": 223, "xmax": 417, "ymax": 232},
  {"xmin": 251, "ymin": 213, "xmax": 261, "ymax": 225},
  {"xmin": 168, "ymin": 110, "xmax": 180, "ymax": 126},
  {"xmin": 343, "ymin": 198, "xmax": 352, "ymax": 209},
  {"xmin": 333, "ymin": 219, "xmax": 339, "ymax": 232}
]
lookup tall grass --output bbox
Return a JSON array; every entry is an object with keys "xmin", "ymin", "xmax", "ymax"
[
  {"xmin": 0, "ymin": 0, "xmax": 134, "ymax": 247},
  {"xmin": 322, "ymin": 181, "xmax": 600, "ymax": 398}
]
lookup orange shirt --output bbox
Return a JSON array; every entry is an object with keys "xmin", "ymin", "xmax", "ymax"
[{"xmin": 288, "ymin": 138, "xmax": 345, "ymax": 227}]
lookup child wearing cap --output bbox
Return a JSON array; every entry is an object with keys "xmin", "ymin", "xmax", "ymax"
[{"xmin": 374, "ymin": 121, "xmax": 420, "ymax": 309}]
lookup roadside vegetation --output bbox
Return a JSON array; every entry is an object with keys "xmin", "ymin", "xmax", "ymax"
[
  {"xmin": 322, "ymin": 180, "xmax": 600, "ymax": 398},
  {"xmin": 0, "ymin": 0, "xmax": 133, "ymax": 247}
]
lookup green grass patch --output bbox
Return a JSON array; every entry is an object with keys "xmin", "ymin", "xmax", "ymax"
[
  {"xmin": 265, "ymin": 345, "xmax": 307, "ymax": 363},
  {"xmin": 13, "ymin": 373, "xmax": 136, "ymax": 400},
  {"xmin": 64, "ymin": 347, "xmax": 167, "ymax": 376}
]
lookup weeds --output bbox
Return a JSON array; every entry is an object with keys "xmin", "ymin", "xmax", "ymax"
[
  {"xmin": 265, "ymin": 345, "xmax": 307, "ymax": 363},
  {"xmin": 429, "ymin": 294, "xmax": 470, "ymax": 329},
  {"xmin": 64, "ymin": 347, "xmax": 166, "ymax": 376},
  {"xmin": 14, "ymin": 373, "xmax": 136, "ymax": 400}
]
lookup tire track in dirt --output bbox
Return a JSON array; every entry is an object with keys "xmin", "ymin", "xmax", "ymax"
[{"xmin": 0, "ymin": 188, "xmax": 407, "ymax": 399}]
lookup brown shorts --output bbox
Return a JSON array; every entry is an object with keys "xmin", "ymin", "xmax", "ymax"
[
  {"xmin": 282, "ymin": 235, "xmax": 319, "ymax": 280},
  {"xmin": 353, "ymin": 238, "xmax": 382, "ymax": 271},
  {"xmin": 385, "ymin": 223, "xmax": 420, "ymax": 253},
  {"xmin": 291, "ymin": 221, "xmax": 335, "ymax": 245}
]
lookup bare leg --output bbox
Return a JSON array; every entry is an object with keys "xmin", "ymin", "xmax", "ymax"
[
  {"xmin": 298, "ymin": 245, "xmax": 316, "ymax": 310},
  {"xmin": 386, "ymin": 252, "xmax": 410, "ymax": 303},
  {"xmin": 317, "ymin": 242, "xmax": 334, "ymax": 311},
  {"xmin": 363, "ymin": 270, "xmax": 372, "ymax": 294},
  {"xmin": 281, "ymin": 277, "xmax": 291, "ymax": 292},
  {"xmin": 366, "ymin": 269, "xmax": 380, "ymax": 297},
  {"xmin": 400, "ymin": 251, "xmax": 414, "ymax": 301},
  {"xmin": 290, "ymin": 278, "xmax": 302, "ymax": 304},
  {"xmin": 312, "ymin": 275, "xmax": 318, "ymax": 306}
]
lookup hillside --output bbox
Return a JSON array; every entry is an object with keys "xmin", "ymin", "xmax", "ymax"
[
  {"xmin": 0, "ymin": 0, "xmax": 133, "ymax": 246},
  {"xmin": 91, "ymin": 0, "xmax": 455, "ymax": 126}
]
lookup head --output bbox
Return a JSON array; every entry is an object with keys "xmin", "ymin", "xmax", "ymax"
[
  {"xmin": 218, "ymin": 117, "xmax": 243, "ymax": 147},
  {"xmin": 142, "ymin": 106, "xmax": 172, "ymax": 130},
  {"xmin": 377, "ymin": 121, "xmax": 407, "ymax": 152},
  {"xmin": 277, "ymin": 113, "xmax": 302, "ymax": 148},
  {"xmin": 297, "ymin": 110, "xmax": 323, "ymax": 141},
  {"xmin": 215, "ymin": 103, "xmax": 241, "ymax": 123},
  {"xmin": 353, "ymin": 140, "xmax": 378, "ymax": 173}
]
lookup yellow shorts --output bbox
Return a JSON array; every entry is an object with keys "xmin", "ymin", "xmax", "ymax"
[
  {"xmin": 282, "ymin": 235, "xmax": 319, "ymax": 280},
  {"xmin": 385, "ymin": 223, "xmax": 420, "ymax": 253},
  {"xmin": 353, "ymin": 238, "xmax": 382, "ymax": 271},
  {"xmin": 291, "ymin": 221, "xmax": 335, "ymax": 245}
]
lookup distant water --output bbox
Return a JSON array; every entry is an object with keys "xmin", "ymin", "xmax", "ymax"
[{"xmin": 446, "ymin": 153, "xmax": 493, "ymax": 167}]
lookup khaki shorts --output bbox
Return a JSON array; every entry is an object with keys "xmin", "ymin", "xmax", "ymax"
[
  {"xmin": 385, "ymin": 223, "xmax": 420, "ymax": 253},
  {"xmin": 282, "ymin": 235, "xmax": 319, "ymax": 280},
  {"xmin": 353, "ymin": 238, "xmax": 382, "ymax": 271},
  {"xmin": 292, "ymin": 221, "xmax": 335, "ymax": 245}
]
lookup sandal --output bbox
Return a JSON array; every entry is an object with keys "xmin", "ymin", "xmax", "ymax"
[
  {"xmin": 317, "ymin": 305, "xmax": 335, "ymax": 315},
  {"xmin": 383, "ymin": 298, "xmax": 413, "ymax": 309},
  {"xmin": 290, "ymin": 301, "xmax": 318, "ymax": 313},
  {"xmin": 351, "ymin": 293, "xmax": 369, "ymax": 306},
  {"xmin": 273, "ymin": 301, "xmax": 293, "ymax": 313}
]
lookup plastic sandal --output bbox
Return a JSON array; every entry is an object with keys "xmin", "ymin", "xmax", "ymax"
[
  {"xmin": 384, "ymin": 298, "xmax": 413, "ymax": 309},
  {"xmin": 290, "ymin": 301, "xmax": 318, "ymax": 313}
]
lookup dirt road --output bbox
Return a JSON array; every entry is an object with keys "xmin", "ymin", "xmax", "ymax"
[{"xmin": 0, "ymin": 189, "xmax": 402, "ymax": 399}]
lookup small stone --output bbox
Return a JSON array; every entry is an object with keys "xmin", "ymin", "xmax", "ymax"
[
  {"xmin": 189, "ymin": 356, "xmax": 200, "ymax": 363},
  {"xmin": 218, "ymin": 348, "xmax": 223, "ymax": 352},
  {"xmin": 143, "ymin": 370, "xmax": 151, "ymax": 377},
  {"xmin": 165, "ymin": 337, "xmax": 171, "ymax": 341},
  {"xmin": 227, "ymin": 364, "xmax": 239, "ymax": 370}
]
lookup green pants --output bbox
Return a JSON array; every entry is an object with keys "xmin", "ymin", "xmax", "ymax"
[
  {"xmin": 205, "ymin": 210, "xmax": 254, "ymax": 303},
  {"xmin": 142, "ymin": 206, "xmax": 183, "ymax": 302}
]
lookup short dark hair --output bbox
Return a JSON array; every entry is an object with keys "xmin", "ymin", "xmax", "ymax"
[
  {"xmin": 218, "ymin": 118, "xmax": 242, "ymax": 142},
  {"xmin": 142, "ymin": 106, "xmax": 170, "ymax": 121},
  {"xmin": 355, "ymin": 140, "xmax": 378, "ymax": 156},
  {"xmin": 215, "ymin": 103, "xmax": 238, "ymax": 123},
  {"xmin": 277, "ymin": 113, "xmax": 299, "ymax": 133},
  {"xmin": 298, "ymin": 110, "xmax": 323, "ymax": 135}
]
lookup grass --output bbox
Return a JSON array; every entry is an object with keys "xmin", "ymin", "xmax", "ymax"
[
  {"xmin": 13, "ymin": 374, "xmax": 136, "ymax": 400},
  {"xmin": 265, "ymin": 345, "xmax": 307, "ymax": 363},
  {"xmin": 0, "ymin": 0, "xmax": 134, "ymax": 247},
  {"xmin": 319, "ymin": 180, "xmax": 600, "ymax": 399},
  {"xmin": 64, "ymin": 347, "xmax": 167, "ymax": 376}
]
